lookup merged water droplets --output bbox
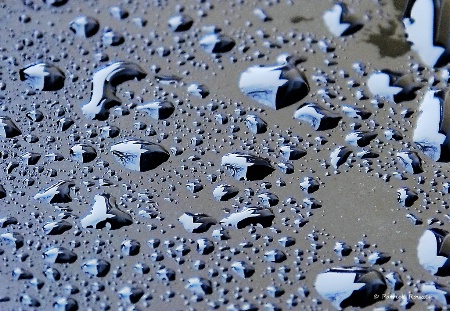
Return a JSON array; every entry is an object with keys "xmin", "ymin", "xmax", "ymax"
[
  {"xmin": 82, "ymin": 62, "xmax": 146, "ymax": 120},
  {"xmin": 81, "ymin": 194, "xmax": 132, "ymax": 230}
]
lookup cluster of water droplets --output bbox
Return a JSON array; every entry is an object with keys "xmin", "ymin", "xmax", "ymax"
[{"xmin": 3, "ymin": 0, "xmax": 450, "ymax": 310}]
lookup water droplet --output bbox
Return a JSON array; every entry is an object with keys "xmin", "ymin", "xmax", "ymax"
[
  {"xmin": 213, "ymin": 184, "xmax": 239, "ymax": 201},
  {"xmin": 69, "ymin": 16, "xmax": 99, "ymax": 38},
  {"xmin": 403, "ymin": 0, "xmax": 449, "ymax": 67},
  {"xmin": 239, "ymin": 61, "xmax": 309, "ymax": 110},
  {"xmin": 81, "ymin": 193, "xmax": 132, "ymax": 230},
  {"xmin": 413, "ymin": 89, "xmax": 447, "ymax": 161},
  {"xmin": 315, "ymin": 267, "xmax": 387, "ymax": 309},
  {"xmin": 82, "ymin": 62, "xmax": 146, "ymax": 120},
  {"xmin": 81, "ymin": 258, "xmax": 111, "ymax": 277},
  {"xmin": 137, "ymin": 101, "xmax": 175, "ymax": 120},
  {"xmin": 220, "ymin": 206, "xmax": 275, "ymax": 229},
  {"xmin": 0, "ymin": 116, "xmax": 21, "ymax": 138},
  {"xmin": 34, "ymin": 180, "xmax": 75, "ymax": 204},
  {"xmin": 178, "ymin": 212, "xmax": 217, "ymax": 233},
  {"xmin": 294, "ymin": 103, "xmax": 341, "ymax": 130},
  {"xmin": 221, "ymin": 152, "xmax": 274, "ymax": 181},
  {"xmin": 168, "ymin": 14, "xmax": 194, "ymax": 32},
  {"xmin": 110, "ymin": 140, "xmax": 170, "ymax": 172},
  {"xmin": 323, "ymin": 3, "xmax": 363, "ymax": 37},
  {"xmin": 231, "ymin": 261, "xmax": 255, "ymax": 278},
  {"xmin": 19, "ymin": 63, "xmax": 65, "ymax": 91},
  {"xmin": 199, "ymin": 33, "xmax": 235, "ymax": 53},
  {"xmin": 43, "ymin": 247, "xmax": 77, "ymax": 264},
  {"xmin": 418, "ymin": 228, "xmax": 450, "ymax": 276},
  {"xmin": 396, "ymin": 150, "xmax": 424, "ymax": 174}
]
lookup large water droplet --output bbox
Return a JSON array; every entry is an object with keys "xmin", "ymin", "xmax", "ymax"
[
  {"xmin": 239, "ymin": 61, "xmax": 309, "ymax": 110},
  {"xmin": 82, "ymin": 62, "xmax": 146, "ymax": 120},
  {"xmin": 81, "ymin": 193, "xmax": 133, "ymax": 230},
  {"xmin": 19, "ymin": 63, "xmax": 65, "ymax": 91},
  {"xmin": 315, "ymin": 267, "xmax": 387, "ymax": 309},
  {"xmin": 110, "ymin": 140, "xmax": 170, "ymax": 172},
  {"xmin": 221, "ymin": 152, "xmax": 274, "ymax": 181},
  {"xmin": 294, "ymin": 103, "xmax": 341, "ymax": 130},
  {"xmin": 418, "ymin": 228, "xmax": 450, "ymax": 276}
]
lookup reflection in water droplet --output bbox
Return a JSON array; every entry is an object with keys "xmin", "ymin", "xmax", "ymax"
[
  {"xmin": 418, "ymin": 228, "xmax": 450, "ymax": 276},
  {"xmin": 82, "ymin": 62, "xmax": 146, "ymax": 120},
  {"xmin": 137, "ymin": 101, "xmax": 175, "ymax": 120},
  {"xmin": 413, "ymin": 89, "xmax": 447, "ymax": 161},
  {"xmin": 403, "ymin": 0, "xmax": 449, "ymax": 67},
  {"xmin": 315, "ymin": 267, "xmax": 387, "ymax": 309},
  {"xmin": 178, "ymin": 212, "xmax": 217, "ymax": 233},
  {"xmin": 81, "ymin": 193, "xmax": 132, "ymax": 230},
  {"xmin": 396, "ymin": 150, "xmax": 424, "ymax": 174},
  {"xmin": 220, "ymin": 206, "xmax": 275, "ymax": 229},
  {"xmin": 69, "ymin": 16, "xmax": 99, "ymax": 38},
  {"xmin": 323, "ymin": 3, "xmax": 363, "ymax": 37},
  {"xmin": 19, "ymin": 63, "xmax": 65, "ymax": 91},
  {"xmin": 199, "ymin": 33, "xmax": 235, "ymax": 53},
  {"xmin": 0, "ymin": 116, "xmax": 22, "ymax": 138},
  {"xmin": 221, "ymin": 152, "xmax": 274, "ymax": 181},
  {"xmin": 110, "ymin": 139, "xmax": 170, "ymax": 172},
  {"xmin": 34, "ymin": 180, "xmax": 75, "ymax": 204},
  {"xmin": 239, "ymin": 61, "xmax": 309, "ymax": 110},
  {"xmin": 294, "ymin": 103, "xmax": 341, "ymax": 130}
]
